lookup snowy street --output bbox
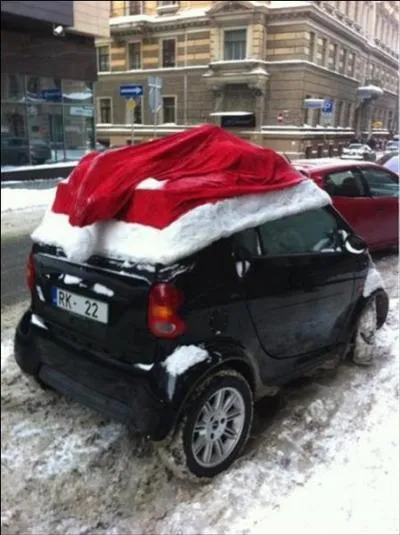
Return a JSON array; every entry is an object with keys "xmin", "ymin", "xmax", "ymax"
[{"xmin": 1, "ymin": 183, "xmax": 399, "ymax": 535}]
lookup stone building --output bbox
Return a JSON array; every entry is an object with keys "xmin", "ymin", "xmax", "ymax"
[
  {"xmin": 95, "ymin": 0, "xmax": 399, "ymax": 157},
  {"xmin": 1, "ymin": 1, "xmax": 110, "ymax": 167}
]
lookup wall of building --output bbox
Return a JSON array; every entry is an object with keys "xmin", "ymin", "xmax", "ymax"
[
  {"xmin": 72, "ymin": 1, "xmax": 110, "ymax": 39},
  {"xmin": 1, "ymin": 0, "xmax": 74, "ymax": 27},
  {"xmin": 97, "ymin": 0, "xmax": 399, "ymax": 152},
  {"xmin": 1, "ymin": 29, "xmax": 97, "ymax": 81}
]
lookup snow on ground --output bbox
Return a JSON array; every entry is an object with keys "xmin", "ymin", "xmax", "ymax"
[
  {"xmin": 1, "ymin": 184, "xmax": 56, "ymax": 213},
  {"xmin": 1, "ymin": 253, "xmax": 398, "ymax": 535}
]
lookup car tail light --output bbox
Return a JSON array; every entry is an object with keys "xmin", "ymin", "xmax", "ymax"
[
  {"xmin": 148, "ymin": 283, "xmax": 186, "ymax": 338},
  {"xmin": 26, "ymin": 252, "xmax": 35, "ymax": 293}
]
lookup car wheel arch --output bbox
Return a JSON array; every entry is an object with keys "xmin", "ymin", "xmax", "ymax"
[{"xmin": 170, "ymin": 350, "xmax": 257, "ymax": 432}]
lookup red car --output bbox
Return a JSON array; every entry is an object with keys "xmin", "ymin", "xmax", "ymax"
[{"xmin": 292, "ymin": 159, "xmax": 399, "ymax": 252}]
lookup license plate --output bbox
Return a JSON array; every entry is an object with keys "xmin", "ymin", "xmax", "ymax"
[{"xmin": 52, "ymin": 287, "xmax": 108, "ymax": 324}]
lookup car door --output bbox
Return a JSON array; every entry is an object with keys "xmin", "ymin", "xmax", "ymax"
[
  {"xmin": 234, "ymin": 207, "xmax": 358, "ymax": 364},
  {"xmin": 322, "ymin": 167, "xmax": 378, "ymax": 247},
  {"xmin": 357, "ymin": 165, "xmax": 399, "ymax": 248}
]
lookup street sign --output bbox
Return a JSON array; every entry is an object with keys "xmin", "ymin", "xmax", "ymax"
[
  {"xmin": 42, "ymin": 88, "xmax": 62, "ymax": 101},
  {"xmin": 120, "ymin": 84, "xmax": 144, "ymax": 98},
  {"xmin": 70, "ymin": 106, "xmax": 94, "ymax": 117},
  {"xmin": 303, "ymin": 98, "xmax": 325, "ymax": 109},
  {"xmin": 148, "ymin": 76, "xmax": 162, "ymax": 114},
  {"xmin": 321, "ymin": 98, "xmax": 335, "ymax": 126},
  {"xmin": 322, "ymin": 99, "xmax": 334, "ymax": 113}
]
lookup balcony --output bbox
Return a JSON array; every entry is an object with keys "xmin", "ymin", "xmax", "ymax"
[
  {"xmin": 203, "ymin": 59, "xmax": 269, "ymax": 92},
  {"xmin": 110, "ymin": 1, "xmax": 150, "ymax": 34},
  {"xmin": 156, "ymin": 1, "xmax": 180, "ymax": 15}
]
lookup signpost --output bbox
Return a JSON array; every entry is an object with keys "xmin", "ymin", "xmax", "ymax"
[
  {"xmin": 321, "ymin": 99, "xmax": 334, "ymax": 127},
  {"xmin": 148, "ymin": 76, "xmax": 162, "ymax": 139},
  {"xmin": 119, "ymin": 84, "xmax": 143, "ymax": 144}
]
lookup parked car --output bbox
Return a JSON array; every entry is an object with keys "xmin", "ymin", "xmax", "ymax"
[
  {"xmin": 341, "ymin": 143, "xmax": 376, "ymax": 161},
  {"xmin": 384, "ymin": 140, "xmax": 400, "ymax": 153},
  {"xmin": 15, "ymin": 205, "xmax": 389, "ymax": 478},
  {"xmin": 13, "ymin": 125, "xmax": 390, "ymax": 479},
  {"xmin": 1, "ymin": 136, "xmax": 51, "ymax": 166},
  {"xmin": 292, "ymin": 160, "xmax": 399, "ymax": 251},
  {"xmin": 377, "ymin": 151, "xmax": 399, "ymax": 175}
]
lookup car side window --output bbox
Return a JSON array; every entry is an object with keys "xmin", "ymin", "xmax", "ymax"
[
  {"xmin": 324, "ymin": 169, "xmax": 367, "ymax": 197},
  {"xmin": 360, "ymin": 167, "xmax": 399, "ymax": 198},
  {"xmin": 258, "ymin": 208, "xmax": 343, "ymax": 256}
]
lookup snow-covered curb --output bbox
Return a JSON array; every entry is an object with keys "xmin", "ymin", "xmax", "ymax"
[
  {"xmin": 1, "ymin": 186, "xmax": 57, "ymax": 213},
  {"xmin": 32, "ymin": 179, "xmax": 331, "ymax": 265}
]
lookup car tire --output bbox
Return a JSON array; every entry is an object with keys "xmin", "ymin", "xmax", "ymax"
[
  {"xmin": 352, "ymin": 297, "xmax": 377, "ymax": 366},
  {"xmin": 157, "ymin": 369, "xmax": 254, "ymax": 480}
]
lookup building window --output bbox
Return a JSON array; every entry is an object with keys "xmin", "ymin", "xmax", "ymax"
[
  {"xmin": 342, "ymin": 49, "xmax": 348, "ymax": 74},
  {"xmin": 128, "ymin": 42, "xmax": 141, "ymax": 69},
  {"xmin": 97, "ymin": 46, "xmax": 110, "ymax": 72},
  {"xmin": 128, "ymin": 1, "xmax": 143, "ymax": 15},
  {"xmin": 162, "ymin": 38, "xmax": 176, "ymax": 67},
  {"xmin": 224, "ymin": 29, "xmax": 247, "ymax": 61},
  {"xmin": 332, "ymin": 43, "xmax": 338, "ymax": 70},
  {"xmin": 336, "ymin": 101, "xmax": 344, "ymax": 127},
  {"xmin": 308, "ymin": 32, "xmax": 315, "ymax": 62},
  {"xmin": 98, "ymin": 97, "xmax": 112, "ymax": 124},
  {"xmin": 349, "ymin": 53, "xmax": 356, "ymax": 76},
  {"xmin": 162, "ymin": 96, "xmax": 176, "ymax": 124},
  {"xmin": 157, "ymin": 1, "xmax": 180, "ymax": 5},
  {"xmin": 321, "ymin": 38, "xmax": 327, "ymax": 65}
]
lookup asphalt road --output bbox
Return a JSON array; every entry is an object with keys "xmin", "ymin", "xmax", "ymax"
[{"xmin": 1, "ymin": 231, "xmax": 32, "ymax": 309}]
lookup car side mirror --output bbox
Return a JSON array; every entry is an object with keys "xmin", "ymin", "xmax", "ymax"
[{"xmin": 343, "ymin": 233, "xmax": 368, "ymax": 255}]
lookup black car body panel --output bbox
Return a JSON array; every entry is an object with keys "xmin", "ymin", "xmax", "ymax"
[{"xmin": 15, "ymin": 206, "xmax": 389, "ymax": 441}]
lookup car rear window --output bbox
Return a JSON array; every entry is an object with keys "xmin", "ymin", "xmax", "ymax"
[{"xmin": 324, "ymin": 169, "xmax": 367, "ymax": 197}]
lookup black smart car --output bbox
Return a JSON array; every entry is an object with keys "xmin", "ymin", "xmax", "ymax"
[{"xmin": 15, "ymin": 205, "xmax": 388, "ymax": 479}]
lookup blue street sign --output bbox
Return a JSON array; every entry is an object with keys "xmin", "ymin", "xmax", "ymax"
[
  {"xmin": 120, "ymin": 84, "xmax": 144, "ymax": 98},
  {"xmin": 322, "ymin": 99, "xmax": 334, "ymax": 113},
  {"xmin": 41, "ymin": 88, "xmax": 62, "ymax": 101}
]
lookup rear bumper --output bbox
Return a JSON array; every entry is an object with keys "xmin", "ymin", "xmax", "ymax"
[{"xmin": 14, "ymin": 310, "xmax": 173, "ymax": 440}]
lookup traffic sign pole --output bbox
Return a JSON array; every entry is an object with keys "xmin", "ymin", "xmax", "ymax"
[
  {"xmin": 128, "ymin": 98, "xmax": 137, "ymax": 144},
  {"xmin": 148, "ymin": 76, "xmax": 162, "ymax": 140}
]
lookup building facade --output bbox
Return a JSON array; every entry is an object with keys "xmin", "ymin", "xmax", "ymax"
[
  {"xmin": 1, "ymin": 1, "xmax": 110, "ymax": 167},
  {"xmin": 96, "ymin": 0, "xmax": 399, "ymax": 157}
]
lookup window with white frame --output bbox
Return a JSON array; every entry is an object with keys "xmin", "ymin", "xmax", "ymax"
[
  {"xmin": 98, "ymin": 97, "xmax": 112, "ymax": 124},
  {"xmin": 162, "ymin": 96, "xmax": 176, "ymax": 124},
  {"xmin": 224, "ymin": 29, "xmax": 247, "ymax": 61},
  {"xmin": 97, "ymin": 46, "xmax": 110, "ymax": 72},
  {"xmin": 125, "ymin": 97, "xmax": 143, "ymax": 124},
  {"xmin": 127, "ymin": 42, "xmax": 142, "ymax": 70},
  {"xmin": 162, "ymin": 38, "xmax": 176, "ymax": 67},
  {"xmin": 128, "ymin": 1, "xmax": 143, "ymax": 15}
]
